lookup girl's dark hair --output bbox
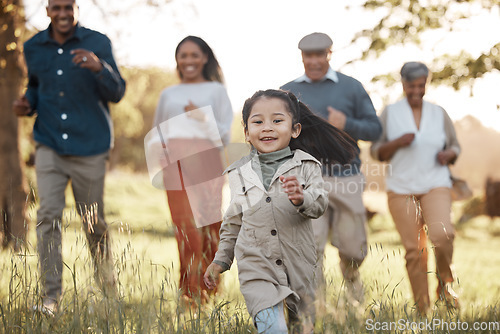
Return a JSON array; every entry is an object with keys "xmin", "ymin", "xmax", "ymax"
[
  {"xmin": 175, "ymin": 36, "xmax": 225, "ymax": 83},
  {"xmin": 242, "ymin": 89, "xmax": 356, "ymax": 165}
]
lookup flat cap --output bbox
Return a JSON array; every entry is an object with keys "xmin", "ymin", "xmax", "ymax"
[{"xmin": 298, "ymin": 32, "xmax": 333, "ymax": 51}]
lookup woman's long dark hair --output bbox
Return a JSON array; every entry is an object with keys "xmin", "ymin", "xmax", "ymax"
[
  {"xmin": 242, "ymin": 89, "xmax": 357, "ymax": 165},
  {"xmin": 175, "ymin": 36, "xmax": 225, "ymax": 83}
]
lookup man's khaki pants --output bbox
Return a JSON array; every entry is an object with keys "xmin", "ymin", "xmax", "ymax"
[
  {"xmin": 312, "ymin": 173, "xmax": 368, "ymax": 295},
  {"xmin": 35, "ymin": 145, "xmax": 113, "ymax": 303},
  {"xmin": 387, "ymin": 187, "xmax": 455, "ymax": 312}
]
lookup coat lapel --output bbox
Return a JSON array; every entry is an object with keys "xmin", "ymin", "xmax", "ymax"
[
  {"xmin": 269, "ymin": 150, "xmax": 319, "ymax": 187},
  {"xmin": 239, "ymin": 160, "xmax": 267, "ymax": 193}
]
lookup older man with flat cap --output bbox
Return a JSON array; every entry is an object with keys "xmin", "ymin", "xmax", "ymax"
[{"xmin": 281, "ymin": 32, "xmax": 382, "ymax": 308}]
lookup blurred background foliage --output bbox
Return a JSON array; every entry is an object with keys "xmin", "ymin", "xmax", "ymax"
[
  {"xmin": 355, "ymin": 0, "xmax": 500, "ymax": 92},
  {"xmin": 108, "ymin": 67, "xmax": 178, "ymax": 170}
]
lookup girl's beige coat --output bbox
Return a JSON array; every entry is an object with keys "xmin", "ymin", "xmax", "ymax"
[{"xmin": 213, "ymin": 149, "xmax": 328, "ymax": 318}]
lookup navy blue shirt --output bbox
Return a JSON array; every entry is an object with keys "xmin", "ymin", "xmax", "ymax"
[{"xmin": 24, "ymin": 24, "xmax": 126, "ymax": 156}]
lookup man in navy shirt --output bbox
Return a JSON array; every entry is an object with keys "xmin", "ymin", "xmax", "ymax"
[
  {"xmin": 13, "ymin": 0, "xmax": 125, "ymax": 315},
  {"xmin": 281, "ymin": 32, "xmax": 381, "ymax": 310}
]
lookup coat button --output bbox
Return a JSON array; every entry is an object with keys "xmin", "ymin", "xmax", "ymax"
[
  {"xmin": 271, "ymin": 229, "xmax": 277, "ymax": 236},
  {"xmin": 276, "ymin": 259, "xmax": 282, "ymax": 266},
  {"xmin": 266, "ymin": 197, "xmax": 271, "ymax": 203}
]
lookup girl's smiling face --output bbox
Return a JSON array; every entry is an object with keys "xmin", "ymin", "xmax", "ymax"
[{"xmin": 245, "ymin": 97, "xmax": 301, "ymax": 154}]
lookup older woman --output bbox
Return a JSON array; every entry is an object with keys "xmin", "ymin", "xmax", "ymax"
[{"xmin": 370, "ymin": 62, "xmax": 460, "ymax": 313}]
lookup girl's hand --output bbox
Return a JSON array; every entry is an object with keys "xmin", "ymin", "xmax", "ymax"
[
  {"xmin": 280, "ymin": 175, "xmax": 304, "ymax": 206},
  {"xmin": 204, "ymin": 262, "xmax": 223, "ymax": 290}
]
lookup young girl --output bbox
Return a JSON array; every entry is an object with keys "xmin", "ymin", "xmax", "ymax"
[{"xmin": 204, "ymin": 89, "xmax": 356, "ymax": 333}]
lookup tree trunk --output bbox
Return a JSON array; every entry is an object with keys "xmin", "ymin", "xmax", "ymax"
[{"xmin": 0, "ymin": 0, "xmax": 28, "ymax": 249}]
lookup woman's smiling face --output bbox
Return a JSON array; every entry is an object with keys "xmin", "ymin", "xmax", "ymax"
[{"xmin": 176, "ymin": 40, "xmax": 208, "ymax": 83}]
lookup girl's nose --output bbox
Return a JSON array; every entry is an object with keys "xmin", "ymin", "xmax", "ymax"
[{"xmin": 262, "ymin": 122, "xmax": 273, "ymax": 131}]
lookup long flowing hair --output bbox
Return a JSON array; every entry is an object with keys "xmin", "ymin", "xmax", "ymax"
[{"xmin": 241, "ymin": 89, "xmax": 356, "ymax": 165}]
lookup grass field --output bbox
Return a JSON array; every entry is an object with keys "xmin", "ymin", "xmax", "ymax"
[{"xmin": 1, "ymin": 170, "xmax": 499, "ymax": 333}]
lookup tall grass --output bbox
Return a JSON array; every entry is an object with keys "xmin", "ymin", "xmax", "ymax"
[{"xmin": 1, "ymin": 171, "xmax": 499, "ymax": 333}]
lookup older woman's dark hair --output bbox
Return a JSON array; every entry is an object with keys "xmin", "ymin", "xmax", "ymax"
[
  {"xmin": 400, "ymin": 62, "xmax": 429, "ymax": 82},
  {"xmin": 175, "ymin": 36, "xmax": 225, "ymax": 83},
  {"xmin": 242, "ymin": 89, "xmax": 356, "ymax": 165}
]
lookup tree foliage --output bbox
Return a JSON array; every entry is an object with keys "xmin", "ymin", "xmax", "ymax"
[
  {"xmin": 0, "ymin": 0, "xmax": 28, "ymax": 248},
  {"xmin": 353, "ymin": 0, "xmax": 500, "ymax": 90},
  {"xmin": 109, "ymin": 66, "xmax": 178, "ymax": 171}
]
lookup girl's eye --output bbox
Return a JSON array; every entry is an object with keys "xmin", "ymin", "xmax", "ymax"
[
  {"xmin": 273, "ymin": 119, "xmax": 283, "ymax": 123},
  {"xmin": 253, "ymin": 120, "xmax": 263, "ymax": 124}
]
